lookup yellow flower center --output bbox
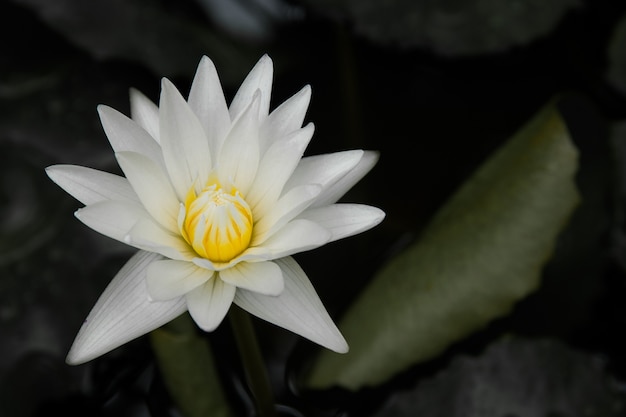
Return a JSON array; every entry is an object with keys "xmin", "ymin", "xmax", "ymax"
[{"xmin": 181, "ymin": 181, "xmax": 253, "ymax": 263}]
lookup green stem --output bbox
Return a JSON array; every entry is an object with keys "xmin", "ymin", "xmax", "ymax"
[{"xmin": 228, "ymin": 306, "xmax": 276, "ymax": 417}]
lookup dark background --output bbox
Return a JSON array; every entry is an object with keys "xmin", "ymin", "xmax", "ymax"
[{"xmin": 2, "ymin": 0, "xmax": 626, "ymax": 415}]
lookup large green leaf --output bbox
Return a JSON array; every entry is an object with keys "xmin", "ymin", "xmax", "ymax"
[
  {"xmin": 150, "ymin": 314, "xmax": 233, "ymax": 417},
  {"xmin": 306, "ymin": 104, "xmax": 580, "ymax": 390}
]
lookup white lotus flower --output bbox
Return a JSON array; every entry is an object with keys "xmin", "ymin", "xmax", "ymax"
[{"xmin": 47, "ymin": 55, "xmax": 385, "ymax": 365}]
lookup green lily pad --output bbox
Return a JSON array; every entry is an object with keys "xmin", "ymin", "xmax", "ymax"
[
  {"xmin": 299, "ymin": 0, "xmax": 580, "ymax": 55},
  {"xmin": 306, "ymin": 103, "xmax": 580, "ymax": 389},
  {"xmin": 373, "ymin": 337, "xmax": 626, "ymax": 417},
  {"xmin": 10, "ymin": 0, "xmax": 255, "ymax": 81}
]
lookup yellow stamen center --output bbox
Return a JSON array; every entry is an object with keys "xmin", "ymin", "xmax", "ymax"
[{"xmin": 181, "ymin": 182, "xmax": 253, "ymax": 263}]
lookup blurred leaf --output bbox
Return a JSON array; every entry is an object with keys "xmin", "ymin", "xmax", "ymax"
[
  {"xmin": 192, "ymin": 0, "xmax": 304, "ymax": 43},
  {"xmin": 607, "ymin": 14, "xmax": 626, "ymax": 95},
  {"xmin": 0, "ymin": 145, "xmax": 58, "ymax": 266},
  {"xmin": 9, "ymin": 0, "xmax": 256, "ymax": 81},
  {"xmin": 609, "ymin": 121, "xmax": 626, "ymax": 271},
  {"xmin": 150, "ymin": 314, "xmax": 233, "ymax": 417},
  {"xmin": 306, "ymin": 103, "xmax": 580, "ymax": 390},
  {"xmin": 0, "ymin": 352, "xmax": 69, "ymax": 417},
  {"xmin": 373, "ymin": 337, "xmax": 626, "ymax": 417},
  {"xmin": 300, "ymin": 0, "xmax": 580, "ymax": 55}
]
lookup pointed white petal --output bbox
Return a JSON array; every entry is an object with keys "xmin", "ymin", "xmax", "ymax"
[
  {"xmin": 259, "ymin": 85, "xmax": 311, "ymax": 151},
  {"xmin": 66, "ymin": 251, "xmax": 187, "ymax": 364},
  {"xmin": 246, "ymin": 124, "xmax": 314, "ymax": 215},
  {"xmin": 256, "ymin": 219, "xmax": 331, "ymax": 259},
  {"xmin": 188, "ymin": 56, "xmax": 230, "ymax": 160},
  {"xmin": 229, "ymin": 54, "xmax": 273, "ymax": 121},
  {"xmin": 116, "ymin": 151, "xmax": 180, "ymax": 233},
  {"xmin": 129, "ymin": 88, "xmax": 160, "ymax": 143},
  {"xmin": 75, "ymin": 200, "xmax": 151, "ymax": 242},
  {"xmin": 298, "ymin": 204, "xmax": 385, "ymax": 242},
  {"xmin": 159, "ymin": 78, "xmax": 211, "ymax": 200},
  {"xmin": 313, "ymin": 151, "xmax": 379, "ymax": 207},
  {"xmin": 46, "ymin": 165, "xmax": 139, "ymax": 206},
  {"xmin": 252, "ymin": 184, "xmax": 321, "ymax": 245},
  {"xmin": 125, "ymin": 219, "xmax": 195, "ymax": 261},
  {"xmin": 146, "ymin": 260, "xmax": 213, "ymax": 301},
  {"xmin": 98, "ymin": 105, "xmax": 163, "ymax": 166},
  {"xmin": 234, "ymin": 256, "xmax": 347, "ymax": 353},
  {"xmin": 219, "ymin": 261, "xmax": 283, "ymax": 296},
  {"xmin": 283, "ymin": 150, "xmax": 364, "ymax": 198},
  {"xmin": 186, "ymin": 278, "xmax": 236, "ymax": 331},
  {"xmin": 218, "ymin": 92, "xmax": 260, "ymax": 194}
]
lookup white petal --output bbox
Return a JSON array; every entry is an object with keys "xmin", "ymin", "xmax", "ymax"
[
  {"xmin": 186, "ymin": 278, "xmax": 236, "ymax": 331},
  {"xmin": 146, "ymin": 260, "xmax": 213, "ymax": 301},
  {"xmin": 313, "ymin": 151, "xmax": 379, "ymax": 207},
  {"xmin": 66, "ymin": 251, "xmax": 187, "ymax": 364},
  {"xmin": 116, "ymin": 151, "xmax": 180, "ymax": 233},
  {"xmin": 159, "ymin": 78, "xmax": 212, "ymax": 200},
  {"xmin": 284, "ymin": 150, "xmax": 364, "ymax": 198},
  {"xmin": 246, "ymin": 124, "xmax": 314, "ymax": 215},
  {"xmin": 125, "ymin": 219, "xmax": 195, "ymax": 261},
  {"xmin": 191, "ymin": 257, "xmax": 220, "ymax": 271},
  {"xmin": 191, "ymin": 251, "xmax": 273, "ymax": 272},
  {"xmin": 229, "ymin": 54, "xmax": 273, "ymax": 122},
  {"xmin": 218, "ymin": 92, "xmax": 260, "ymax": 194},
  {"xmin": 188, "ymin": 56, "xmax": 230, "ymax": 160},
  {"xmin": 259, "ymin": 85, "xmax": 311, "ymax": 151},
  {"xmin": 234, "ymin": 256, "xmax": 347, "ymax": 353},
  {"xmin": 256, "ymin": 219, "xmax": 331, "ymax": 259},
  {"xmin": 75, "ymin": 200, "xmax": 151, "ymax": 242},
  {"xmin": 129, "ymin": 88, "xmax": 160, "ymax": 143},
  {"xmin": 98, "ymin": 105, "xmax": 163, "ymax": 166},
  {"xmin": 46, "ymin": 165, "xmax": 139, "ymax": 206},
  {"xmin": 297, "ymin": 204, "xmax": 385, "ymax": 242},
  {"xmin": 252, "ymin": 184, "xmax": 321, "ymax": 245},
  {"xmin": 219, "ymin": 261, "xmax": 283, "ymax": 295}
]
